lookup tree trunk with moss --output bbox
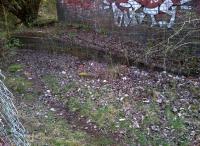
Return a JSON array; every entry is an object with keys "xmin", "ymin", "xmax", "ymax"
[{"xmin": 0, "ymin": 0, "xmax": 41, "ymax": 26}]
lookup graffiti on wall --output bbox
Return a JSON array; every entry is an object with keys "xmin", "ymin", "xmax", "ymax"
[
  {"xmin": 102, "ymin": 0, "xmax": 192, "ymax": 28},
  {"xmin": 61, "ymin": 0, "xmax": 95, "ymax": 9}
]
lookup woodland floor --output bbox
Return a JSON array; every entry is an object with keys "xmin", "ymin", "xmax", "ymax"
[{"xmin": 2, "ymin": 49, "xmax": 200, "ymax": 146}]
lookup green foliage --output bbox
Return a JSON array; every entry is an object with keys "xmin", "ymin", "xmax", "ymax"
[
  {"xmin": 5, "ymin": 76, "xmax": 36, "ymax": 101},
  {"xmin": 5, "ymin": 77, "xmax": 32, "ymax": 94},
  {"xmin": 142, "ymin": 102, "xmax": 160, "ymax": 126},
  {"xmin": 165, "ymin": 105, "xmax": 185, "ymax": 131},
  {"xmin": 42, "ymin": 75, "xmax": 76, "ymax": 98},
  {"xmin": 91, "ymin": 137, "xmax": 115, "ymax": 146},
  {"xmin": 68, "ymin": 32, "xmax": 77, "ymax": 39},
  {"xmin": 135, "ymin": 129, "xmax": 148, "ymax": 145},
  {"xmin": 63, "ymin": 82, "xmax": 76, "ymax": 92},
  {"xmin": 97, "ymin": 28, "xmax": 109, "ymax": 35},
  {"xmin": 65, "ymin": 85, "xmax": 191, "ymax": 145},
  {"xmin": 0, "ymin": 10, "xmax": 19, "ymax": 31},
  {"xmin": 0, "ymin": 5, "xmax": 21, "ymax": 59},
  {"xmin": 24, "ymin": 94, "xmax": 35, "ymax": 101},
  {"xmin": 5, "ymin": 38, "xmax": 22, "ymax": 49},
  {"xmin": 51, "ymin": 139, "xmax": 82, "ymax": 146},
  {"xmin": 8, "ymin": 64, "xmax": 23, "ymax": 73},
  {"xmin": 0, "ymin": 38, "xmax": 22, "ymax": 59},
  {"xmin": 92, "ymin": 105, "xmax": 119, "ymax": 128},
  {"xmin": 68, "ymin": 97, "xmax": 82, "ymax": 112},
  {"xmin": 29, "ymin": 111, "xmax": 89, "ymax": 146},
  {"xmin": 189, "ymin": 86, "xmax": 200, "ymax": 98},
  {"xmin": 42, "ymin": 74, "xmax": 61, "ymax": 94},
  {"xmin": 40, "ymin": 70, "xmax": 197, "ymax": 146},
  {"xmin": 0, "ymin": 31, "xmax": 7, "ymax": 38},
  {"xmin": 4, "ymin": 64, "xmax": 38, "ymax": 102}
]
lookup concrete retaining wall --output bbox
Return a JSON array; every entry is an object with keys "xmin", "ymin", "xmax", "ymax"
[{"xmin": 56, "ymin": 0, "xmax": 200, "ymax": 31}]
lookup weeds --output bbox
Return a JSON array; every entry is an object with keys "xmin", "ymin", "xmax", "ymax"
[
  {"xmin": 39, "ymin": 71, "xmax": 199, "ymax": 146},
  {"xmin": 68, "ymin": 32, "xmax": 77, "ymax": 39},
  {"xmin": 5, "ymin": 77, "xmax": 32, "ymax": 94},
  {"xmin": 8, "ymin": 64, "xmax": 23, "ymax": 73},
  {"xmin": 0, "ymin": 37, "xmax": 22, "ymax": 59},
  {"xmin": 42, "ymin": 74, "xmax": 61, "ymax": 95},
  {"xmin": 63, "ymin": 79, "xmax": 193, "ymax": 145},
  {"xmin": 28, "ymin": 111, "xmax": 89, "ymax": 146},
  {"xmin": 67, "ymin": 97, "xmax": 82, "ymax": 112},
  {"xmin": 5, "ymin": 76, "xmax": 36, "ymax": 102},
  {"xmin": 5, "ymin": 37, "xmax": 22, "ymax": 50},
  {"xmin": 5, "ymin": 64, "xmax": 38, "ymax": 101},
  {"xmin": 42, "ymin": 74, "xmax": 77, "ymax": 98}
]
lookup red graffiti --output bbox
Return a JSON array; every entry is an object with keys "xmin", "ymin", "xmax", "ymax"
[
  {"xmin": 63, "ymin": 0, "xmax": 94, "ymax": 9},
  {"xmin": 135, "ymin": 0, "xmax": 183, "ymax": 8},
  {"xmin": 135, "ymin": 0, "xmax": 164, "ymax": 8}
]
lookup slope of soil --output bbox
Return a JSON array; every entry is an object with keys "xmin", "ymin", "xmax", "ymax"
[{"xmin": 13, "ymin": 22, "xmax": 200, "ymax": 76}]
